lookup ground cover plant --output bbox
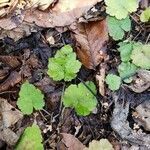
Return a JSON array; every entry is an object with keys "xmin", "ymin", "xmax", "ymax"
[{"xmin": 0, "ymin": 0, "xmax": 149, "ymax": 149}]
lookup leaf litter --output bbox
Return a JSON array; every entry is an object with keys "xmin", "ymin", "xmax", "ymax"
[{"xmin": 0, "ymin": 0, "xmax": 149, "ymax": 149}]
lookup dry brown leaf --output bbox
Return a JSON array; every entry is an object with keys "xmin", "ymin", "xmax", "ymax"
[
  {"xmin": 0, "ymin": 128, "xmax": 19, "ymax": 145},
  {"xmin": 71, "ymin": 20, "xmax": 108, "ymax": 69},
  {"xmin": 0, "ymin": 98, "xmax": 23, "ymax": 145},
  {"xmin": 0, "ymin": 71, "xmax": 21, "ymax": 92},
  {"xmin": 61, "ymin": 133, "xmax": 86, "ymax": 150},
  {"xmin": 24, "ymin": 0, "xmax": 101, "ymax": 27},
  {"xmin": 0, "ymin": 10, "xmax": 25, "ymax": 30},
  {"xmin": 0, "ymin": 56, "xmax": 21, "ymax": 68},
  {"xmin": 0, "ymin": 98, "xmax": 23, "ymax": 128},
  {"xmin": 0, "ymin": 22, "xmax": 41, "ymax": 41},
  {"xmin": 0, "ymin": 0, "xmax": 101, "ymax": 30}
]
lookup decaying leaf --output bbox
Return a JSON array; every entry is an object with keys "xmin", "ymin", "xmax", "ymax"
[
  {"xmin": 127, "ymin": 69, "xmax": 150, "ymax": 93},
  {"xmin": 61, "ymin": 133, "xmax": 86, "ymax": 150},
  {"xmin": 0, "ymin": 71, "xmax": 21, "ymax": 92},
  {"xmin": 0, "ymin": 98, "xmax": 23, "ymax": 128},
  {"xmin": 0, "ymin": 98, "xmax": 23, "ymax": 145},
  {"xmin": 111, "ymin": 93, "xmax": 150, "ymax": 148},
  {"xmin": 0, "ymin": 128, "xmax": 19, "ymax": 146},
  {"xmin": 0, "ymin": 22, "xmax": 41, "ymax": 41},
  {"xmin": 0, "ymin": 67, "xmax": 9, "ymax": 81},
  {"xmin": 133, "ymin": 100, "xmax": 150, "ymax": 131},
  {"xmin": 0, "ymin": 0, "xmax": 102, "ymax": 30},
  {"xmin": 24, "ymin": 0, "xmax": 102, "ymax": 28},
  {"xmin": 0, "ymin": 11, "xmax": 25, "ymax": 30},
  {"xmin": 0, "ymin": 56, "xmax": 21, "ymax": 68},
  {"xmin": 27, "ymin": 0, "xmax": 55, "ymax": 10},
  {"xmin": 71, "ymin": 20, "xmax": 108, "ymax": 69}
]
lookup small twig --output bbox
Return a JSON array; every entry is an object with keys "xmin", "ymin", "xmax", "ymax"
[
  {"xmin": 0, "ymin": 90, "xmax": 17, "ymax": 95},
  {"xmin": 133, "ymin": 29, "xmax": 142, "ymax": 41},
  {"xmin": 146, "ymin": 33, "xmax": 150, "ymax": 44},
  {"xmin": 42, "ymin": 108, "xmax": 51, "ymax": 116},
  {"xmin": 39, "ymin": 110, "xmax": 47, "ymax": 121}
]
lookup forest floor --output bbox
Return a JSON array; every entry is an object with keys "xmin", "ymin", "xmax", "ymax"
[{"xmin": 0, "ymin": 0, "xmax": 150, "ymax": 150}]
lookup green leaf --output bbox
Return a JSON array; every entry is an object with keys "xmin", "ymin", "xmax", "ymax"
[
  {"xmin": 105, "ymin": 74, "xmax": 121, "ymax": 91},
  {"xmin": 84, "ymin": 139, "xmax": 114, "ymax": 150},
  {"xmin": 118, "ymin": 42, "xmax": 133, "ymax": 62},
  {"xmin": 17, "ymin": 81, "xmax": 45, "ymax": 115},
  {"xmin": 123, "ymin": 77, "xmax": 133, "ymax": 83},
  {"xmin": 140, "ymin": 7, "xmax": 150, "ymax": 22},
  {"xmin": 105, "ymin": 0, "xmax": 139, "ymax": 19},
  {"xmin": 118, "ymin": 62, "xmax": 137, "ymax": 79},
  {"xmin": 63, "ymin": 82, "xmax": 97, "ymax": 116},
  {"xmin": 131, "ymin": 44, "xmax": 150, "ymax": 69},
  {"xmin": 15, "ymin": 124, "xmax": 43, "ymax": 150},
  {"xmin": 48, "ymin": 45, "xmax": 81, "ymax": 81},
  {"xmin": 107, "ymin": 16, "xmax": 131, "ymax": 40}
]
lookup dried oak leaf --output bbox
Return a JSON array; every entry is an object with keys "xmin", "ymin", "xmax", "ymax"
[
  {"xmin": 24, "ymin": 0, "xmax": 101, "ymax": 28},
  {"xmin": 70, "ymin": 20, "xmax": 108, "ymax": 69},
  {"xmin": 61, "ymin": 133, "xmax": 86, "ymax": 150}
]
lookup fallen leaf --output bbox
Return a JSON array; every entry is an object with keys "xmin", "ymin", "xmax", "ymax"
[
  {"xmin": 24, "ymin": 0, "xmax": 101, "ymax": 28},
  {"xmin": 61, "ymin": 133, "xmax": 86, "ymax": 150},
  {"xmin": 0, "ymin": 0, "xmax": 101, "ymax": 30},
  {"xmin": 71, "ymin": 20, "xmax": 108, "ymax": 69},
  {"xmin": 127, "ymin": 69, "xmax": 150, "ymax": 93},
  {"xmin": 34, "ymin": 77, "xmax": 55, "ymax": 94},
  {"xmin": 0, "ymin": 22, "xmax": 39, "ymax": 41},
  {"xmin": 0, "ymin": 9, "xmax": 25, "ymax": 31},
  {"xmin": 0, "ymin": 68, "xmax": 9, "ymax": 80},
  {"xmin": 0, "ymin": 128, "xmax": 19, "ymax": 146},
  {"xmin": 111, "ymin": 94, "xmax": 150, "ymax": 148},
  {"xmin": 0, "ymin": 98, "xmax": 23, "ymax": 145},
  {"xmin": 28, "ymin": 0, "xmax": 55, "ymax": 10},
  {"xmin": 0, "ymin": 56, "xmax": 21, "ymax": 68},
  {"xmin": 133, "ymin": 101, "xmax": 150, "ymax": 131},
  {"xmin": 0, "ymin": 71, "xmax": 21, "ymax": 92},
  {"xmin": 0, "ymin": 98, "xmax": 23, "ymax": 128}
]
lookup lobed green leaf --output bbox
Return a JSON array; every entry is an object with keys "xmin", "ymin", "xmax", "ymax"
[
  {"xmin": 17, "ymin": 81, "xmax": 45, "ymax": 115},
  {"xmin": 63, "ymin": 82, "xmax": 97, "ymax": 116},
  {"xmin": 105, "ymin": 74, "xmax": 121, "ymax": 91},
  {"xmin": 48, "ymin": 45, "xmax": 81, "ymax": 81},
  {"xmin": 107, "ymin": 16, "xmax": 131, "ymax": 40},
  {"xmin": 15, "ymin": 124, "xmax": 43, "ymax": 150}
]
